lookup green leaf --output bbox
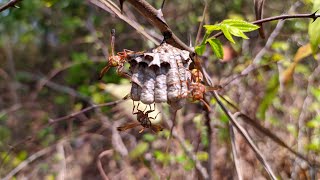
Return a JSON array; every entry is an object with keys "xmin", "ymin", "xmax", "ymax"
[
  {"xmin": 308, "ymin": 1, "xmax": 320, "ymax": 54},
  {"xmin": 221, "ymin": 24, "xmax": 235, "ymax": 43},
  {"xmin": 257, "ymin": 74, "xmax": 279, "ymax": 120},
  {"xmin": 206, "ymin": 38, "xmax": 224, "ymax": 59},
  {"xmin": 222, "ymin": 19, "xmax": 260, "ymax": 32},
  {"xmin": 203, "ymin": 24, "xmax": 221, "ymax": 34},
  {"xmin": 306, "ymin": 115, "xmax": 320, "ymax": 128},
  {"xmin": 143, "ymin": 134, "xmax": 156, "ymax": 142},
  {"xmin": 196, "ymin": 151, "xmax": 209, "ymax": 161},
  {"xmin": 129, "ymin": 142, "xmax": 149, "ymax": 159},
  {"xmin": 195, "ymin": 44, "xmax": 206, "ymax": 55},
  {"xmin": 228, "ymin": 26, "xmax": 249, "ymax": 39},
  {"xmin": 306, "ymin": 137, "xmax": 320, "ymax": 152}
]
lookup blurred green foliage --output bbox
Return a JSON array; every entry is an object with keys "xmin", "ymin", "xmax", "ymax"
[{"xmin": 0, "ymin": 0, "xmax": 319, "ymax": 179}]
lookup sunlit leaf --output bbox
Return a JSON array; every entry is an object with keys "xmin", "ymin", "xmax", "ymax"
[
  {"xmin": 308, "ymin": 1, "xmax": 320, "ymax": 54},
  {"xmin": 129, "ymin": 142, "xmax": 149, "ymax": 159},
  {"xmin": 306, "ymin": 115, "xmax": 320, "ymax": 128},
  {"xmin": 195, "ymin": 44, "xmax": 206, "ymax": 55},
  {"xmin": 221, "ymin": 24, "xmax": 235, "ymax": 43},
  {"xmin": 196, "ymin": 151, "xmax": 209, "ymax": 161},
  {"xmin": 203, "ymin": 24, "xmax": 221, "ymax": 34},
  {"xmin": 293, "ymin": 44, "xmax": 312, "ymax": 63},
  {"xmin": 206, "ymin": 38, "xmax": 224, "ymax": 59},
  {"xmin": 143, "ymin": 134, "xmax": 156, "ymax": 142},
  {"xmin": 306, "ymin": 137, "xmax": 320, "ymax": 152},
  {"xmin": 282, "ymin": 44, "xmax": 312, "ymax": 84},
  {"xmin": 222, "ymin": 19, "xmax": 260, "ymax": 32},
  {"xmin": 228, "ymin": 26, "xmax": 249, "ymax": 39}
]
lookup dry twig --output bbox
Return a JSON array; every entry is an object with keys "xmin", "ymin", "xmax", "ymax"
[
  {"xmin": 0, "ymin": 0, "xmax": 22, "ymax": 12},
  {"xmin": 49, "ymin": 95, "xmax": 129, "ymax": 124}
]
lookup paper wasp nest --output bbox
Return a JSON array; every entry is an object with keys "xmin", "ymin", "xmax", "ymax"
[{"xmin": 129, "ymin": 43, "xmax": 191, "ymax": 110}]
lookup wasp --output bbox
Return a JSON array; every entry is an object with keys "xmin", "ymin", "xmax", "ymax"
[
  {"xmin": 117, "ymin": 103, "xmax": 163, "ymax": 133},
  {"xmin": 187, "ymin": 69, "xmax": 221, "ymax": 111},
  {"xmin": 99, "ymin": 29, "xmax": 143, "ymax": 80}
]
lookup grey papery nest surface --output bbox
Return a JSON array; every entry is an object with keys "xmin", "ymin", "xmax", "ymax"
[{"xmin": 129, "ymin": 43, "xmax": 191, "ymax": 110}]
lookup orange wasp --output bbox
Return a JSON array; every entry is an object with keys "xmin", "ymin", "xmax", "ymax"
[
  {"xmin": 99, "ymin": 29, "xmax": 143, "ymax": 80},
  {"xmin": 117, "ymin": 103, "xmax": 164, "ymax": 133},
  {"xmin": 187, "ymin": 68, "xmax": 221, "ymax": 111}
]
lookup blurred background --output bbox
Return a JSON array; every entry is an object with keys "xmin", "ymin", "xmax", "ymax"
[{"xmin": 0, "ymin": 0, "xmax": 319, "ymax": 179}]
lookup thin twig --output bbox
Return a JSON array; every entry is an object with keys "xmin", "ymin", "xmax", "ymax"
[
  {"xmin": 2, "ymin": 146, "xmax": 54, "ymax": 180},
  {"xmin": 161, "ymin": 106, "xmax": 208, "ymax": 179},
  {"xmin": 204, "ymin": 109, "xmax": 213, "ymax": 179},
  {"xmin": 21, "ymin": 71, "xmax": 93, "ymax": 104},
  {"xmin": 105, "ymin": 0, "xmax": 193, "ymax": 52},
  {"xmin": 292, "ymin": 64, "xmax": 320, "ymax": 178},
  {"xmin": 165, "ymin": 109, "xmax": 177, "ymax": 153},
  {"xmin": 56, "ymin": 142, "xmax": 66, "ymax": 180},
  {"xmin": 97, "ymin": 150, "xmax": 113, "ymax": 180},
  {"xmin": 218, "ymin": 94, "xmax": 320, "ymax": 168},
  {"xmin": 89, "ymin": 0, "xmax": 160, "ymax": 46},
  {"xmin": 172, "ymin": 130, "xmax": 209, "ymax": 180},
  {"xmin": 0, "ymin": 0, "xmax": 22, "ymax": 12},
  {"xmin": 0, "ymin": 103, "xmax": 22, "ymax": 119},
  {"xmin": 30, "ymin": 59, "xmax": 105, "ymax": 101},
  {"xmin": 213, "ymin": 11, "xmax": 319, "ymax": 38},
  {"xmin": 229, "ymin": 122, "xmax": 243, "ymax": 180},
  {"xmin": 212, "ymin": 91, "xmax": 277, "ymax": 180},
  {"xmin": 195, "ymin": 0, "xmax": 208, "ymax": 45},
  {"xmin": 49, "ymin": 95, "xmax": 129, "ymax": 124},
  {"xmin": 243, "ymin": 2, "xmax": 300, "ymax": 73}
]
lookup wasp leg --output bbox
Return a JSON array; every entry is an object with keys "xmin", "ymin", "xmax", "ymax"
[
  {"xmin": 117, "ymin": 66, "xmax": 143, "ymax": 87},
  {"xmin": 145, "ymin": 104, "xmax": 155, "ymax": 114},
  {"xmin": 99, "ymin": 65, "xmax": 111, "ymax": 80},
  {"xmin": 139, "ymin": 127, "xmax": 145, "ymax": 133},
  {"xmin": 200, "ymin": 99, "xmax": 211, "ymax": 111}
]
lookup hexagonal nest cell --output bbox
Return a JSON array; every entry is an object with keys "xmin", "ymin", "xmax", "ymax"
[{"xmin": 128, "ymin": 43, "xmax": 192, "ymax": 110}]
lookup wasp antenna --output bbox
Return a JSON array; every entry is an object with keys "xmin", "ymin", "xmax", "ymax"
[
  {"xmin": 154, "ymin": 112, "xmax": 161, "ymax": 119},
  {"xmin": 200, "ymin": 99, "xmax": 211, "ymax": 111},
  {"xmin": 161, "ymin": 0, "xmax": 166, "ymax": 10}
]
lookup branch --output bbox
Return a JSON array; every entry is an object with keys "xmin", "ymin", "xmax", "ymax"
[
  {"xmin": 213, "ymin": 11, "xmax": 320, "ymax": 38},
  {"xmin": 97, "ymin": 150, "xmax": 113, "ymax": 180},
  {"xmin": 212, "ymin": 91, "xmax": 277, "ymax": 180},
  {"xmin": 89, "ymin": 0, "xmax": 160, "ymax": 46},
  {"xmin": 173, "ymin": 130, "xmax": 209, "ymax": 180},
  {"xmin": 2, "ymin": 146, "xmax": 53, "ymax": 180},
  {"xmin": 218, "ymin": 93, "xmax": 320, "ymax": 168},
  {"xmin": 0, "ymin": 0, "xmax": 22, "ymax": 12},
  {"xmin": 49, "ymin": 95, "xmax": 129, "ymax": 124},
  {"xmin": 116, "ymin": 0, "xmax": 193, "ymax": 53}
]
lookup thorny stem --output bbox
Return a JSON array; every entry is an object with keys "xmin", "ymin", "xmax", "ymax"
[{"xmin": 213, "ymin": 11, "xmax": 320, "ymax": 38}]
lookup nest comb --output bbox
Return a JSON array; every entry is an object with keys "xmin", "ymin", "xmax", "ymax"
[{"xmin": 129, "ymin": 43, "xmax": 191, "ymax": 110}]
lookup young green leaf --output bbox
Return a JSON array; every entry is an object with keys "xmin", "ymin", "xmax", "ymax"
[
  {"xmin": 195, "ymin": 44, "xmax": 206, "ymax": 55},
  {"xmin": 228, "ymin": 26, "xmax": 249, "ymax": 39},
  {"xmin": 308, "ymin": 1, "xmax": 320, "ymax": 54},
  {"xmin": 206, "ymin": 38, "xmax": 224, "ymax": 59},
  {"xmin": 221, "ymin": 24, "xmax": 235, "ymax": 43},
  {"xmin": 222, "ymin": 19, "xmax": 260, "ymax": 32},
  {"xmin": 203, "ymin": 24, "xmax": 221, "ymax": 34}
]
